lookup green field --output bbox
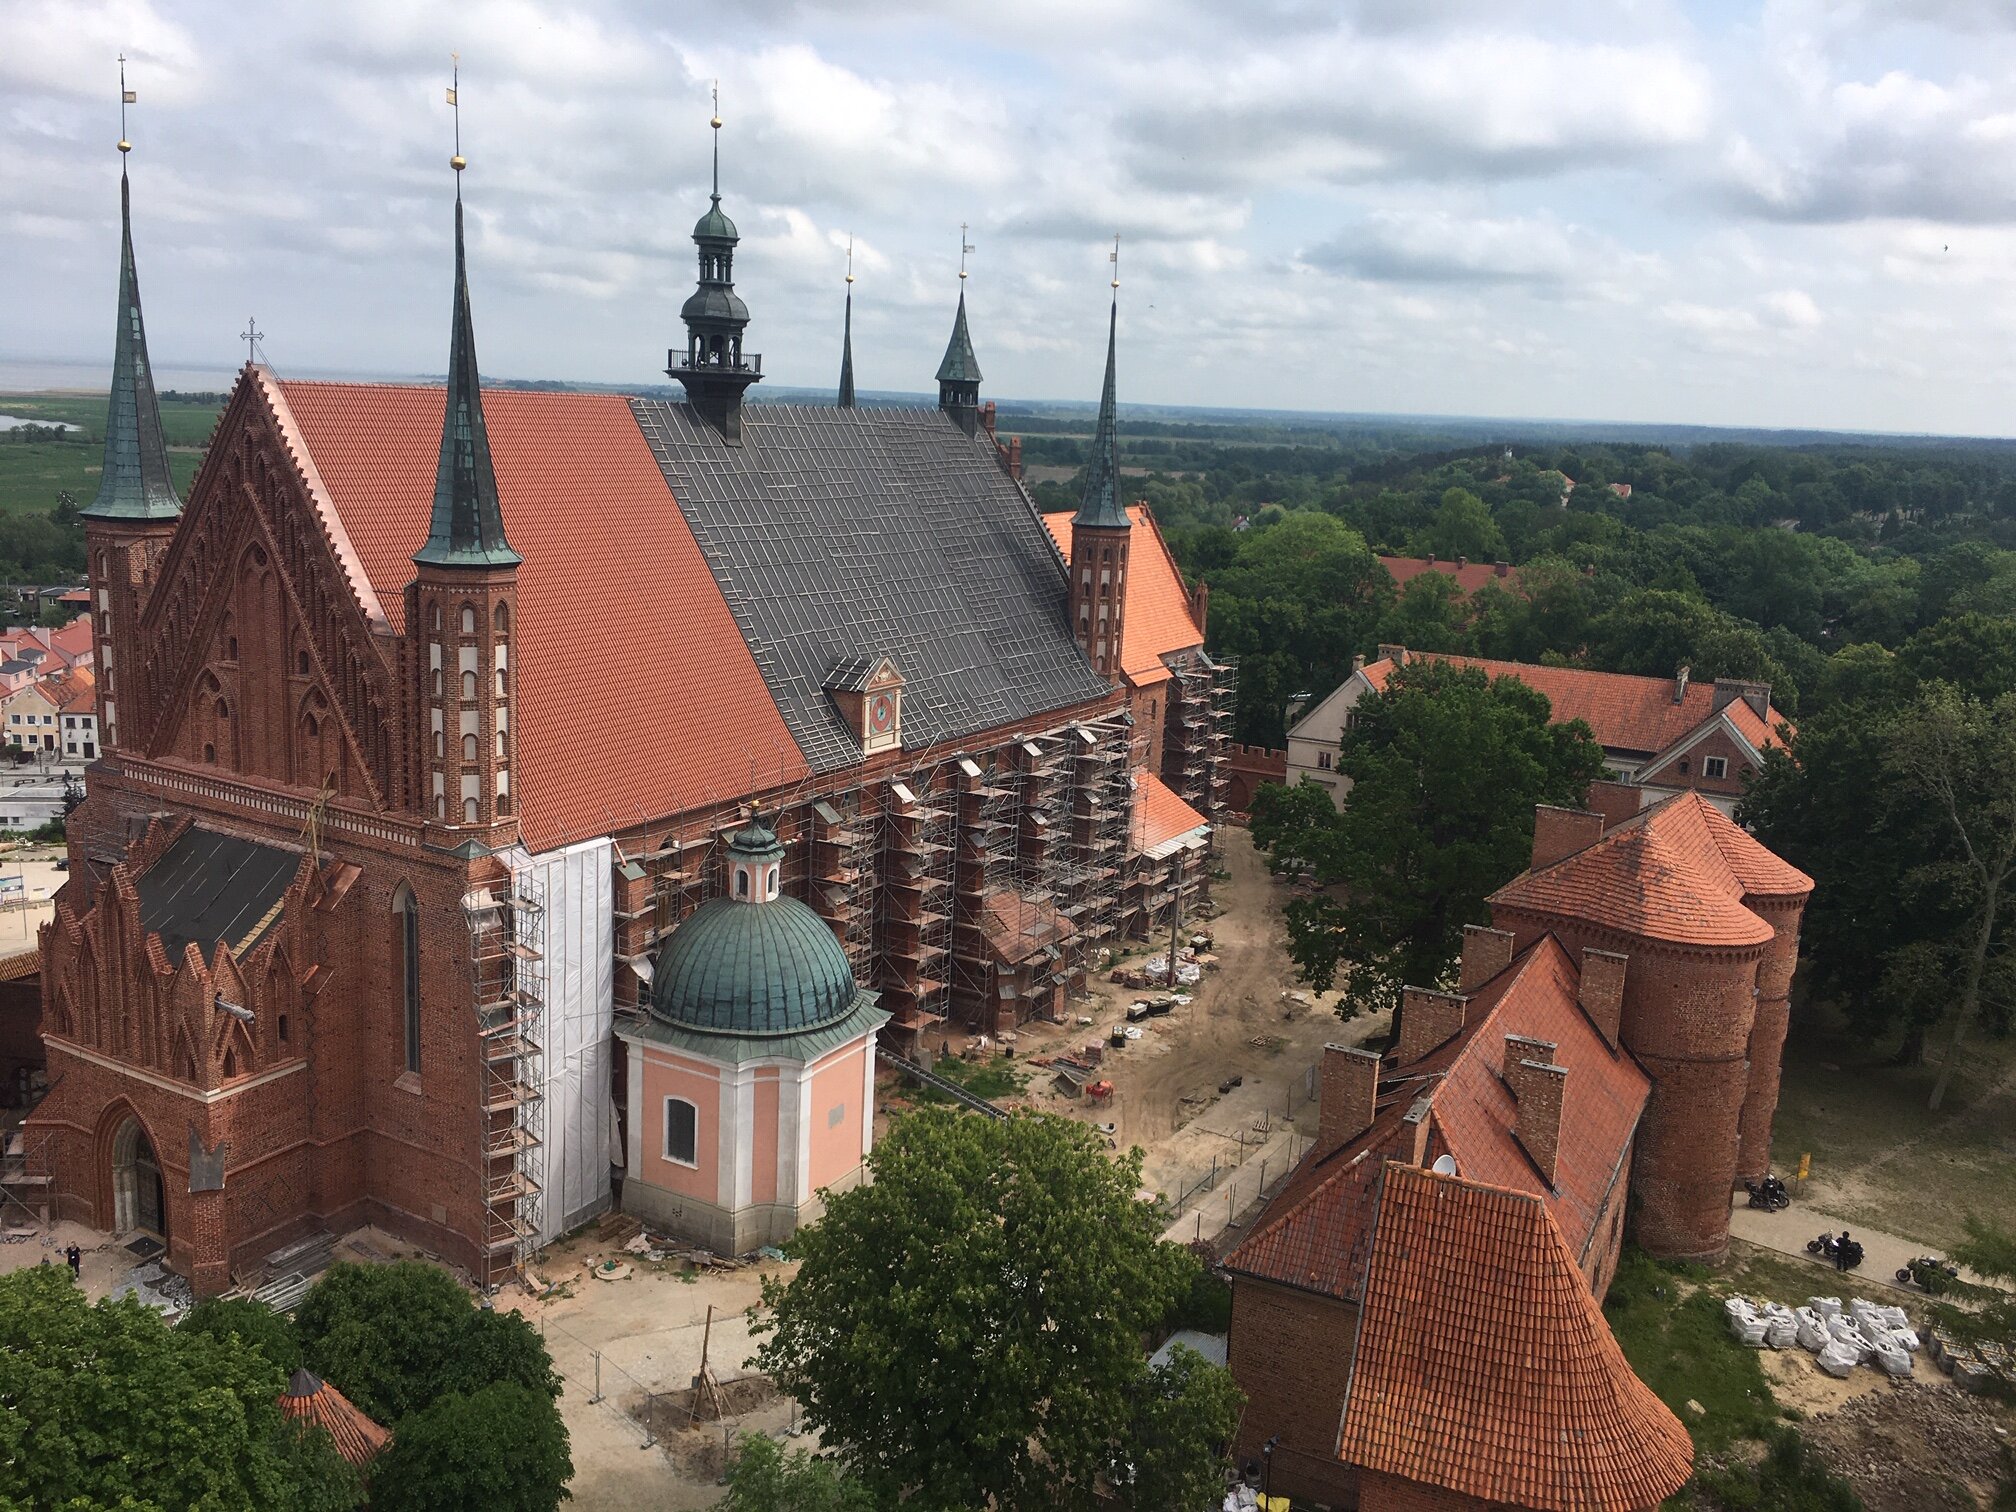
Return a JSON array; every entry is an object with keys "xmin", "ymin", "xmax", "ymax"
[{"xmin": 0, "ymin": 390, "xmax": 219, "ymax": 516}]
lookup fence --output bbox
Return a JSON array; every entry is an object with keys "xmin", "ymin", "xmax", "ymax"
[{"xmin": 1162, "ymin": 1063, "xmax": 1319, "ymax": 1243}]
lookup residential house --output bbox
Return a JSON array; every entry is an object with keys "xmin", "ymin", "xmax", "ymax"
[
  {"xmin": 4, "ymin": 668, "xmax": 94, "ymax": 754},
  {"xmin": 1285, "ymin": 648, "xmax": 1791, "ymax": 813}
]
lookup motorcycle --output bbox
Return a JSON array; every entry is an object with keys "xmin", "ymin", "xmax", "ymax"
[
  {"xmin": 1745, "ymin": 1175, "xmax": 1791, "ymax": 1211},
  {"xmin": 1896, "ymin": 1256, "xmax": 1960, "ymax": 1293},
  {"xmin": 1805, "ymin": 1232, "xmax": 1865, "ymax": 1270}
]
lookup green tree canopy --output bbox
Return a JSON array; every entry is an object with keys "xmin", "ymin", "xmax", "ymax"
[
  {"xmin": 0, "ymin": 1265, "xmax": 361, "ymax": 1511},
  {"xmin": 721, "ymin": 1435, "xmax": 877, "ymax": 1512},
  {"xmin": 179, "ymin": 1295, "xmax": 303, "ymax": 1375},
  {"xmin": 1262, "ymin": 660, "xmax": 1607, "ymax": 1015},
  {"xmin": 293, "ymin": 1262, "xmax": 559, "ymax": 1426},
  {"xmin": 1414, "ymin": 486, "xmax": 1507, "ymax": 563},
  {"xmin": 1113, "ymin": 1344, "xmax": 1245, "ymax": 1512},
  {"xmin": 369, "ymin": 1382, "xmax": 573, "ymax": 1512},
  {"xmin": 753, "ymin": 1108, "xmax": 1239, "ymax": 1511}
]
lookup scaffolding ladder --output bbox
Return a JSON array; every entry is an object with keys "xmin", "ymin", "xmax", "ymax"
[{"xmin": 466, "ymin": 869, "xmax": 547, "ymax": 1291}]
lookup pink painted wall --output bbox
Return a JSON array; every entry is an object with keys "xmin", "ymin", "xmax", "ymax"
[
  {"xmin": 639, "ymin": 1049, "xmax": 722, "ymax": 1205},
  {"xmin": 808, "ymin": 1041, "xmax": 868, "ymax": 1194},
  {"xmin": 750, "ymin": 1072, "xmax": 779, "ymax": 1207}
]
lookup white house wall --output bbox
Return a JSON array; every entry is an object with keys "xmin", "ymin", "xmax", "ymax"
[{"xmin": 513, "ymin": 836, "xmax": 616, "ymax": 1242}]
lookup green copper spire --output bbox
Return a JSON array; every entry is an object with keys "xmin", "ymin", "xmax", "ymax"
[
  {"xmin": 83, "ymin": 165, "xmax": 182, "ymax": 523},
  {"xmin": 413, "ymin": 181, "xmax": 519, "ymax": 568},
  {"xmin": 1073, "ymin": 294, "xmax": 1130, "ymax": 529},
  {"xmin": 838, "ymin": 285, "xmax": 856, "ymax": 409},
  {"xmin": 935, "ymin": 288, "xmax": 981, "ymax": 387}
]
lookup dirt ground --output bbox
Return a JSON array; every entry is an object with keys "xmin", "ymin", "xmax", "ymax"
[
  {"xmin": 1799, "ymin": 1382, "xmax": 2016, "ymax": 1512},
  {"xmin": 1769, "ymin": 1004, "xmax": 2016, "ymax": 1255}
]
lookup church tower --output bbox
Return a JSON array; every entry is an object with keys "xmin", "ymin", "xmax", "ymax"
[
  {"xmin": 81, "ymin": 67, "xmax": 182, "ymax": 759},
  {"xmin": 406, "ymin": 96, "xmax": 522, "ymax": 842},
  {"xmin": 936, "ymin": 231, "xmax": 982, "ymax": 435},
  {"xmin": 1069, "ymin": 255, "xmax": 1132, "ymax": 680},
  {"xmin": 667, "ymin": 98, "xmax": 762, "ymax": 444}
]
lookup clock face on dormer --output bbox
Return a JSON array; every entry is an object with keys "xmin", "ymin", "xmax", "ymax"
[{"xmin": 868, "ymin": 692, "xmax": 896, "ymax": 735}]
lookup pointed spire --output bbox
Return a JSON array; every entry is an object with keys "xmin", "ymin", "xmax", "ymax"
[
  {"xmin": 83, "ymin": 60, "xmax": 181, "ymax": 523},
  {"xmin": 838, "ymin": 299, "xmax": 856, "ymax": 411},
  {"xmin": 414, "ymin": 70, "xmax": 518, "ymax": 569},
  {"xmin": 1074, "ymin": 241, "xmax": 1129, "ymax": 530},
  {"xmin": 935, "ymin": 288, "xmax": 982, "ymax": 387}
]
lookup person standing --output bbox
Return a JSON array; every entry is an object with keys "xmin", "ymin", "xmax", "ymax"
[{"xmin": 64, "ymin": 1243, "xmax": 81, "ymax": 1280}]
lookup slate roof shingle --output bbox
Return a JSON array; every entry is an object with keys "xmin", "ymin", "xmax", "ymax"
[{"xmin": 1337, "ymin": 1164, "xmax": 1693, "ymax": 1512}]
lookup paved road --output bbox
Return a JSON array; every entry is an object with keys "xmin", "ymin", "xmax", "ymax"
[{"xmin": 1727, "ymin": 1192, "xmax": 1993, "ymax": 1293}]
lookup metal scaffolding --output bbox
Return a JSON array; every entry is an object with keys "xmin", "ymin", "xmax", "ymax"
[
  {"xmin": 876, "ymin": 768, "xmax": 954, "ymax": 1046},
  {"xmin": 466, "ymin": 868, "xmax": 546, "ymax": 1291}
]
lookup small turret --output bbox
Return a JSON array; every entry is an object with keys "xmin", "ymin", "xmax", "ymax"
[{"xmin": 667, "ymin": 92, "xmax": 762, "ymax": 444}]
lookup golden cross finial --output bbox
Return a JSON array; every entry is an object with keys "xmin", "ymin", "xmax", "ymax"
[
  {"xmin": 447, "ymin": 53, "xmax": 465, "ymax": 175},
  {"xmin": 117, "ymin": 54, "xmax": 133, "ymax": 154},
  {"xmin": 959, "ymin": 223, "xmax": 974, "ymax": 280},
  {"xmin": 845, "ymin": 236, "xmax": 855, "ymax": 285},
  {"xmin": 1110, "ymin": 233, "xmax": 1121, "ymax": 290}
]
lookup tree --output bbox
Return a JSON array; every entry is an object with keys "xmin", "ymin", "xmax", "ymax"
[
  {"xmin": 1113, "ymin": 1344, "xmax": 1245, "ymax": 1512},
  {"xmin": 0, "ymin": 1265, "xmax": 361, "ymax": 1511},
  {"xmin": 180, "ymin": 1295, "xmax": 303, "ymax": 1374},
  {"xmin": 293, "ymin": 1261, "xmax": 559, "ymax": 1426},
  {"xmin": 720, "ymin": 1435, "xmax": 877, "ymax": 1512},
  {"xmin": 1249, "ymin": 777, "xmax": 1347, "ymax": 875},
  {"xmin": 1414, "ymin": 486, "xmax": 1506, "ymax": 562},
  {"xmin": 1585, "ymin": 588, "xmax": 1790, "ymax": 698},
  {"xmin": 1886, "ymin": 685, "xmax": 2016, "ymax": 1109},
  {"xmin": 1264, "ymin": 661, "xmax": 1606, "ymax": 1015},
  {"xmin": 1377, "ymin": 571, "xmax": 1469, "ymax": 654},
  {"xmin": 753, "ymin": 1108, "xmax": 1237, "ymax": 1511},
  {"xmin": 370, "ymin": 1382, "xmax": 572, "ymax": 1512}
]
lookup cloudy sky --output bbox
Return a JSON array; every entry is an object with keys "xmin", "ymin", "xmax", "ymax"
[{"xmin": 9, "ymin": 0, "xmax": 2016, "ymax": 433}]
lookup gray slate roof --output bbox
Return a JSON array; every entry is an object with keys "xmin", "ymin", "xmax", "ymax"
[
  {"xmin": 135, "ymin": 826, "xmax": 298, "ymax": 962},
  {"xmin": 629, "ymin": 401, "xmax": 1109, "ymax": 772}
]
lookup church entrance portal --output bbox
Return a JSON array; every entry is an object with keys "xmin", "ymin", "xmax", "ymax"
[{"xmin": 111, "ymin": 1118, "xmax": 166, "ymax": 1238}]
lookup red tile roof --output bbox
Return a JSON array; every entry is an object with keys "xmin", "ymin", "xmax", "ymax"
[
  {"xmin": 1378, "ymin": 555, "xmax": 1521, "ymax": 597},
  {"xmin": 1337, "ymin": 1164, "xmax": 1693, "ymax": 1512},
  {"xmin": 1042, "ymin": 505, "xmax": 1203, "ymax": 687},
  {"xmin": 37, "ymin": 668, "xmax": 96, "ymax": 712},
  {"xmin": 275, "ymin": 380, "xmax": 808, "ymax": 853},
  {"xmin": 46, "ymin": 619, "xmax": 94, "ymax": 663},
  {"xmin": 278, "ymin": 1369, "xmax": 390, "ymax": 1466},
  {"xmin": 1133, "ymin": 767, "xmax": 1209, "ymax": 855},
  {"xmin": 979, "ymin": 888, "xmax": 1076, "ymax": 964},
  {"xmin": 1228, "ymin": 936, "xmax": 1649, "ymax": 1291},
  {"xmin": 1361, "ymin": 654, "xmax": 1791, "ymax": 758},
  {"xmin": 1491, "ymin": 792, "xmax": 1810, "ymax": 948}
]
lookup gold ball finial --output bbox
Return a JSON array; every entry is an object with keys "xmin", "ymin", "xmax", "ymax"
[
  {"xmin": 846, "ymin": 272, "xmax": 855, "ymax": 284},
  {"xmin": 711, "ymin": 115, "xmax": 722, "ymax": 129},
  {"xmin": 958, "ymin": 268, "xmax": 968, "ymax": 280},
  {"xmin": 118, "ymin": 138, "xmax": 131, "ymax": 154},
  {"xmin": 451, "ymin": 154, "xmax": 467, "ymax": 171}
]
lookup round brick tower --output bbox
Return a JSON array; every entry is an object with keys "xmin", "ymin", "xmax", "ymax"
[{"xmin": 1490, "ymin": 795, "xmax": 1812, "ymax": 1264}]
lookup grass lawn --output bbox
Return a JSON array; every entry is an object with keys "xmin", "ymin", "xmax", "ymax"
[
  {"xmin": 1770, "ymin": 1000, "xmax": 2016, "ymax": 1253},
  {"xmin": 0, "ymin": 391, "xmax": 219, "ymax": 516}
]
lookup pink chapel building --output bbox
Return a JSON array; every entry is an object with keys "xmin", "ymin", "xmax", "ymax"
[{"xmin": 616, "ymin": 817, "xmax": 887, "ymax": 1251}]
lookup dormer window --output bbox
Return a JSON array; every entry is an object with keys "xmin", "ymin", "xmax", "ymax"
[{"xmin": 825, "ymin": 654, "xmax": 905, "ymax": 757}]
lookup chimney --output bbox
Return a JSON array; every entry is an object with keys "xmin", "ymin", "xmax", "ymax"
[
  {"xmin": 1712, "ymin": 678, "xmax": 1773, "ymax": 721},
  {"xmin": 1402, "ymin": 1092, "xmax": 1434, "ymax": 1166},
  {"xmin": 981, "ymin": 399, "xmax": 999, "ymax": 437},
  {"xmin": 1190, "ymin": 578, "xmax": 1210, "ymax": 637},
  {"xmin": 1673, "ymin": 664, "xmax": 1691, "ymax": 704},
  {"xmin": 1529, "ymin": 805, "xmax": 1605, "ymax": 871},
  {"xmin": 1503, "ymin": 1032, "xmax": 1557, "ymax": 1080},
  {"xmin": 1396, "ymin": 986, "xmax": 1467, "ymax": 1064},
  {"xmin": 1376, "ymin": 643, "xmax": 1408, "ymax": 666},
  {"xmin": 1459, "ymin": 925, "xmax": 1516, "ymax": 991},
  {"xmin": 1424, "ymin": 553, "xmax": 1436, "ymax": 566},
  {"xmin": 1456, "ymin": 555, "xmax": 1468, "ymax": 570},
  {"xmin": 1494, "ymin": 560, "xmax": 1509, "ymax": 577},
  {"xmin": 1578, "ymin": 948, "xmax": 1628, "ymax": 1049},
  {"xmin": 1583, "ymin": 779, "xmax": 1642, "ymax": 834},
  {"xmin": 1318, "ymin": 1043, "xmax": 1383, "ymax": 1159},
  {"xmin": 1351, "ymin": 653, "xmax": 1367, "ymax": 673},
  {"xmin": 1506, "ymin": 1058, "xmax": 1567, "ymax": 1187}
]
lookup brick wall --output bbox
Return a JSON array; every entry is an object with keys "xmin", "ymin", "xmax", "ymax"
[
  {"xmin": 1357, "ymin": 1467, "xmax": 1485, "ymax": 1512},
  {"xmin": 1221, "ymin": 743, "xmax": 1286, "ymax": 817},
  {"xmin": 1229, "ymin": 1276, "xmax": 1362, "ymax": 1507}
]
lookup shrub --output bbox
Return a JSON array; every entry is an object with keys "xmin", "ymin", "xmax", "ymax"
[{"xmin": 370, "ymin": 1382, "xmax": 572, "ymax": 1512}]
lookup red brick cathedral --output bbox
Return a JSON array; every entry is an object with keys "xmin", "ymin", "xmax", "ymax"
[{"xmin": 25, "ymin": 125, "xmax": 1228, "ymax": 1295}]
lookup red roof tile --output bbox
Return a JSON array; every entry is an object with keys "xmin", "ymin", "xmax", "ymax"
[
  {"xmin": 1042, "ymin": 505, "xmax": 1202, "ymax": 687},
  {"xmin": 1338, "ymin": 1164, "xmax": 1692, "ymax": 1512},
  {"xmin": 1224, "ymin": 1116, "xmax": 1407, "ymax": 1297},
  {"xmin": 278, "ymin": 1369, "xmax": 390, "ymax": 1466},
  {"xmin": 1133, "ymin": 767, "xmax": 1209, "ymax": 855},
  {"xmin": 275, "ymin": 380, "xmax": 808, "ymax": 853},
  {"xmin": 1491, "ymin": 792, "xmax": 1809, "ymax": 948},
  {"xmin": 1361, "ymin": 654, "xmax": 1790, "ymax": 757},
  {"xmin": 1378, "ymin": 555, "xmax": 1521, "ymax": 597},
  {"xmin": 979, "ymin": 887, "xmax": 1076, "ymax": 964}
]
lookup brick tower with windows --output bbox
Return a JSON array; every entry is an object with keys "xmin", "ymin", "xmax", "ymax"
[
  {"xmin": 405, "ymin": 168, "xmax": 521, "ymax": 847},
  {"xmin": 81, "ymin": 136, "xmax": 183, "ymax": 756},
  {"xmin": 1068, "ymin": 288, "xmax": 1131, "ymax": 680}
]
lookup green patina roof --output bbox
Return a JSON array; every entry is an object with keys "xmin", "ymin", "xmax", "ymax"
[
  {"xmin": 693, "ymin": 193, "xmax": 739, "ymax": 243},
  {"xmin": 648, "ymin": 817, "xmax": 858, "ymax": 1037},
  {"xmin": 413, "ymin": 196, "xmax": 521, "ymax": 569},
  {"xmin": 935, "ymin": 288, "xmax": 982, "ymax": 385},
  {"xmin": 1072, "ymin": 297, "xmax": 1131, "ymax": 530},
  {"xmin": 621, "ymin": 991, "xmax": 888, "ymax": 1067},
  {"xmin": 82, "ymin": 171, "xmax": 182, "ymax": 523}
]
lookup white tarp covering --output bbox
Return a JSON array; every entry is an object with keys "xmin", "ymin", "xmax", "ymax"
[{"xmin": 512, "ymin": 837, "xmax": 616, "ymax": 1243}]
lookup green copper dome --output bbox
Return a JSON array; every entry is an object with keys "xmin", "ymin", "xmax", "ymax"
[
  {"xmin": 649, "ymin": 819, "xmax": 860, "ymax": 1036},
  {"xmin": 693, "ymin": 194, "xmax": 739, "ymax": 243}
]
